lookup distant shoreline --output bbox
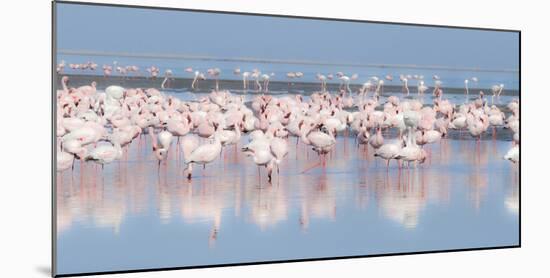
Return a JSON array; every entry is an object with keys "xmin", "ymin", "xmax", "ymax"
[{"xmin": 56, "ymin": 74, "xmax": 520, "ymax": 96}]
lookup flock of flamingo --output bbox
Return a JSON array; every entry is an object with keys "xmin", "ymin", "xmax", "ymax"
[{"xmin": 56, "ymin": 63, "xmax": 520, "ymax": 183}]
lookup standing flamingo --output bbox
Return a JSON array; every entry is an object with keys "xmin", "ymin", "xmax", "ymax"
[
  {"xmin": 374, "ymin": 139, "xmax": 404, "ymax": 170},
  {"xmin": 161, "ymin": 69, "xmax": 173, "ymax": 89},
  {"xmin": 261, "ymin": 73, "xmax": 273, "ymax": 93},
  {"xmin": 184, "ymin": 133, "xmax": 223, "ymax": 179},
  {"xmin": 85, "ymin": 141, "xmax": 123, "ymax": 169},
  {"xmin": 207, "ymin": 68, "xmax": 221, "ymax": 91},
  {"xmin": 464, "ymin": 79, "xmax": 470, "ymax": 101},
  {"xmin": 401, "ymin": 76, "xmax": 410, "ymax": 96},
  {"xmin": 316, "ymin": 74, "xmax": 327, "ymax": 92},
  {"xmin": 191, "ymin": 71, "xmax": 206, "ymax": 90},
  {"xmin": 242, "ymin": 143, "xmax": 275, "ymax": 182},
  {"xmin": 242, "ymin": 71, "xmax": 250, "ymax": 90}
]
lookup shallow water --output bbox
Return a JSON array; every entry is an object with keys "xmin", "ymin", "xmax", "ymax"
[
  {"xmin": 56, "ymin": 132, "xmax": 519, "ymax": 274},
  {"xmin": 56, "ymin": 54, "xmax": 520, "ymax": 90}
]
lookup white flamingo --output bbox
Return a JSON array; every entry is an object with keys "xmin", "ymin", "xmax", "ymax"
[
  {"xmin": 374, "ymin": 139, "xmax": 404, "ymax": 169},
  {"xmin": 504, "ymin": 145, "xmax": 519, "ymax": 163},
  {"xmin": 184, "ymin": 133, "xmax": 223, "ymax": 179},
  {"xmin": 85, "ymin": 141, "xmax": 123, "ymax": 169}
]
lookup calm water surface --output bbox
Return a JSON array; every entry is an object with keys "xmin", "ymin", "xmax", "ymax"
[
  {"xmin": 57, "ymin": 54, "xmax": 520, "ymax": 90},
  {"xmin": 56, "ymin": 116, "xmax": 519, "ymax": 274}
]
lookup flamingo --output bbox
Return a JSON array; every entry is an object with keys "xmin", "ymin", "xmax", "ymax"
[
  {"xmin": 301, "ymin": 124, "xmax": 336, "ymax": 169},
  {"xmin": 105, "ymin": 85, "xmax": 125, "ymax": 100},
  {"xmin": 57, "ymin": 150, "xmax": 75, "ymax": 172},
  {"xmin": 504, "ymin": 145, "xmax": 519, "ymax": 163},
  {"xmin": 242, "ymin": 71, "xmax": 250, "ymax": 90},
  {"xmin": 356, "ymin": 124, "xmax": 370, "ymax": 148},
  {"xmin": 374, "ymin": 139, "xmax": 404, "ymax": 169},
  {"xmin": 218, "ymin": 123, "xmax": 242, "ymax": 148},
  {"xmin": 417, "ymin": 80, "xmax": 428, "ymax": 95},
  {"xmin": 160, "ymin": 69, "xmax": 173, "ymax": 89},
  {"xmin": 375, "ymin": 80, "xmax": 385, "ymax": 96},
  {"xmin": 422, "ymin": 130, "xmax": 442, "ymax": 144},
  {"xmin": 57, "ymin": 139, "xmax": 77, "ymax": 171},
  {"xmin": 270, "ymin": 136, "xmax": 288, "ymax": 175},
  {"xmin": 464, "ymin": 79, "xmax": 470, "ymax": 101},
  {"xmin": 251, "ymin": 70, "xmax": 262, "ymax": 92},
  {"xmin": 102, "ymin": 65, "xmax": 113, "ymax": 77},
  {"xmin": 167, "ymin": 116, "xmax": 192, "ymax": 144},
  {"xmin": 62, "ymin": 125, "xmax": 99, "ymax": 146},
  {"xmin": 85, "ymin": 141, "xmax": 123, "ymax": 169},
  {"xmin": 207, "ymin": 68, "xmax": 221, "ymax": 91},
  {"xmin": 184, "ymin": 132, "xmax": 223, "ymax": 179},
  {"xmin": 56, "ymin": 60, "xmax": 66, "ymax": 74},
  {"xmin": 401, "ymin": 77, "xmax": 410, "ymax": 96},
  {"xmin": 158, "ymin": 130, "xmax": 173, "ymax": 151},
  {"xmin": 339, "ymin": 75, "xmax": 351, "ymax": 94},
  {"xmin": 361, "ymin": 81, "xmax": 373, "ymax": 101},
  {"xmin": 395, "ymin": 133, "xmax": 427, "ymax": 168},
  {"xmin": 191, "ymin": 71, "xmax": 206, "ymax": 90},
  {"xmin": 316, "ymin": 74, "xmax": 327, "ymax": 92},
  {"xmin": 148, "ymin": 127, "xmax": 173, "ymax": 169},
  {"xmin": 369, "ymin": 126, "xmax": 384, "ymax": 150},
  {"xmin": 242, "ymin": 142, "xmax": 275, "ymax": 182},
  {"xmin": 491, "ymin": 84, "xmax": 504, "ymax": 103},
  {"xmin": 261, "ymin": 73, "xmax": 273, "ymax": 93}
]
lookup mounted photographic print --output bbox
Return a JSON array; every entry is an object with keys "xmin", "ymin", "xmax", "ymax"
[{"xmin": 53, "ymin": 1, "xmax": 520, "ymax": 277}]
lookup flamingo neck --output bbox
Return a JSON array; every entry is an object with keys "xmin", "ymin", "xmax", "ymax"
[{"xmin": 62, "ymin": 78, "xmax": 68, "ymax": 92}]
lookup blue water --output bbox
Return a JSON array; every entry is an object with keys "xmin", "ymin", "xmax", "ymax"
[{"xmin": 56, "ymin": 131, "xmax": 519, "ymax": 275}]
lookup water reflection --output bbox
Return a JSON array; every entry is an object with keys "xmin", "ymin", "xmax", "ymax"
[
  {"xmin": 376, "ymin": 171, "xmax": 426, "ymax": 229},
  {"xmin": 247, "ymin": 183, "xmax": 288, "ymax": 230},
  {"xmin": 57, "ymin": 135, "xmax": 519, "ymax": 256},
  {"xmin": 299, "ymin": 172, "xmax": 337, "ymax": 231},
  {"xmin": 57, "ymin": 136, "xmax": 519, "ymax": 274},
  {"xmin": 506, "ymin": 167, "xmax": 519, "ymax": 214}
]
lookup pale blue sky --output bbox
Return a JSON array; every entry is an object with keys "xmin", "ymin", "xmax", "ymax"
[{"xmin": 56, "ymin": 2, "xmax": 519, "ymax": 70}]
